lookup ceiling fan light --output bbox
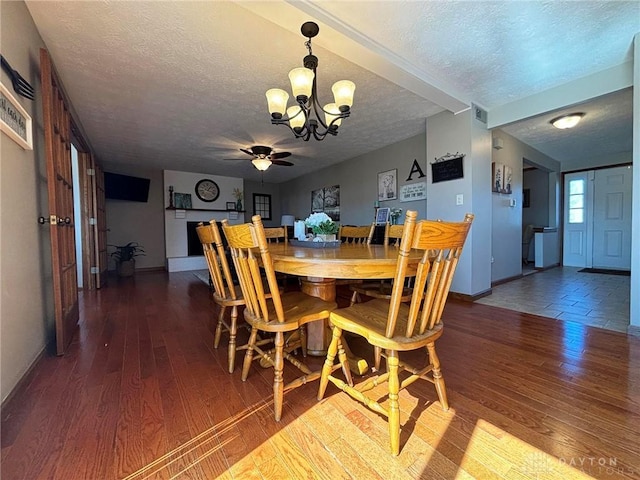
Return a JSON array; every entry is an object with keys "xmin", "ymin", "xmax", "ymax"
[
  {"xmin": 551, "ymin": 113, "xmax": 584, "ymax": 129},
  {"xmin": 324, "ymin": 103, "xmax": 342, "ymax": 128},
  {"xmin": 332, "ymin": 80, "xmax": 355, "ymax": 110},
  {"xmin": 266, "ymin": 88, "xmax": 289, "ymax": 117},
  {"xmin": 252, "ymin": 158, "xmax": 272, "ymax": 171},
  {"xmin": 287, "ymin": 105, "xmax": 305, "ymax": 129},
  {"xmin": 288, "ymin": 67, "xmax": 314, "ymax": 100}
]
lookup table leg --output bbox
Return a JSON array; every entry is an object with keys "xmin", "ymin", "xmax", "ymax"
[{"xmin": 300, "ymin": 277, "xmax": 369, "ymax": 375}]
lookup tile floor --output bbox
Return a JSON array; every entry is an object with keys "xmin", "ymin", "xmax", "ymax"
[{"xmin": 476, "ymin": 266, "xmax": 631, "ymax": 333}]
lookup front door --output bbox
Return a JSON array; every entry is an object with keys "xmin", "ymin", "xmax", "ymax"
[
  {"xmin": 592, "ymin": 166, "xmax": 632, "ymax": 269},
  {"xmin": 563, "ymin": 171, "xmax": 592, "ymax": 267},
  {"xmin": 41, "ymin": 49, "xmax": 79, "ymax": 355},
  {"xmin": 563, "ymin": 166, "xmax": 632, "ymax": 270}
]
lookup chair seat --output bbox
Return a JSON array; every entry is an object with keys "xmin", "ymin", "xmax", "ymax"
[
  {"xmin": 330, "ymin": 299, "xmax": 443, "ymax": 351},
  {"xmin": 244, "ymin": 291, "xmax": 336, "ymax": 333}
]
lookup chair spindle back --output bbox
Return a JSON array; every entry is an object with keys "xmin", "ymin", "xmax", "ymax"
[
  {"xmin": 385, "ymin": 212, "xmax": 473, "ymax": 339},
  {"xmin": 196, "ymin": 220, "xmax": 238, "ymax": 301},
  {"xmin": 222, "ymin": 216, "xmax": 285, "ymax": 324}
]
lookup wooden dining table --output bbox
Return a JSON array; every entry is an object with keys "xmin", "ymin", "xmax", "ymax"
[{"xmin": 267, "ymin": 242, "xmax": 423, "ymax": 373}]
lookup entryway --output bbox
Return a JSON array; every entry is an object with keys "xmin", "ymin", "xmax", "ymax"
[{"xmin": 563, "ymin": 165, "xmax": 632, "ymax": 270}]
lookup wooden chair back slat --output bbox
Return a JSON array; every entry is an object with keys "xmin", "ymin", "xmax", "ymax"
[
  {"xmin": 385, "ymin": 224, "xmax": 404, "ymax": 246},
  {"xmin": 196, "ymin": 221, "xmax": 238, "ymax": 300},
  {"xmin": 264, "ymin": 226, "xmax": 288, "ymax": 244},
  {"xmin": 385, "ymin": 212, "xmax": 473, "ymax": 339},
  {"xmin": 339, "ymin": 224, "xmax": 374, "ymax": 244},
  {"xmin": 222, "ymin": 217, "xmax": 285, "ymax": 324}
]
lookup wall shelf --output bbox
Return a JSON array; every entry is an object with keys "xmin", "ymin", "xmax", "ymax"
[{"xmin": 165, "ymin": 207, "xmax": 245, "ymax": 213}]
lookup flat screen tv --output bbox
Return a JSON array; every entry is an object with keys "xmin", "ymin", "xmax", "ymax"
[{"xmin": 104, "ymin": 172, "xmax": 150, "ymax": 202}]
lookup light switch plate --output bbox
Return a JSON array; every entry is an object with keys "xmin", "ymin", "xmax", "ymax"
[{"xmin": 456, "ymin": 194, "xmax": 463, "ymax": 205}]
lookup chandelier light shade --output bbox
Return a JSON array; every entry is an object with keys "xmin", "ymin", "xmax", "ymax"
[
  {"xmin": 265, "ymin": 21, "xmax": 355, "ymax": 141},
  {"xmin": 251, "ymin": 158, "xmax": 272, "ymax": 171},
  {"xmin": 550, "ymin": 113, "xmax": 584, "ymax": 129}
]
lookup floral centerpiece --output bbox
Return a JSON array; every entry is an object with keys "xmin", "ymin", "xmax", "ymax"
[
  {"xmin": 304, "ymin": 212, "xmax": 339, "ymax": 242},
  {"xmin": 390, "ymin": 208, "xmax": 403, "ymax": 225}
]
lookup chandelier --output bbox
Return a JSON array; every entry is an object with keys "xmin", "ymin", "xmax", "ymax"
[{"xmin": 265, "ymin": 22, "xmax": 355, "ymax": 141}]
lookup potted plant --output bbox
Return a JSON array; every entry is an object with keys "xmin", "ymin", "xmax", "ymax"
[
  {"xmin": 110, "ymin": 242, "xmax": 145, "ymax": 277},
  {"xmin": 304, "ymin": 212, "xmax": 339, "ymax": 242}
]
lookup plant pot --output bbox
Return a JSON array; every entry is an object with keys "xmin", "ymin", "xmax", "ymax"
[
  {"xmin": 315, "ymin": 234, "xmax": 336, "ymax": 242},
  {"xmin": 116, "ymin": 259, "xmax": 135, "ymax": 277}
]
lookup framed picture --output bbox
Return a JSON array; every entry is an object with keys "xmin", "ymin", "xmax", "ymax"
[
  {"xmin": 0, "ymin": 82, "xmax": 33, "ymax": 150},
  {"xmin": 311, "ymin": 188, "xmax": 324, "ymax": 212},
  {"xmin": 378, "ymin": 169, "xmax": 397, "ymax": 201},
  {"xmin": 226, "ymin": 201, "xmax": 236, "ymax": 211},
  {"xmin": 310, "ymin": 185, "xmax": 341, "ymax": 220},
  {"xmin": 174, "ymin": 192, "xmax": 192, "ymax": 209},
  {"xmin": 375, "ymin": 207, "xmax": 390, "ymax": 225}
]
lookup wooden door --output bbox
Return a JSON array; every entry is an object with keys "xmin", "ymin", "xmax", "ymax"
[{"xmin": 41, "ymin": 49, "xmax": 79, "ymax": 355}]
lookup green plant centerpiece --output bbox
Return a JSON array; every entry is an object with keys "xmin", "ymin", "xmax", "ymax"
[
  {"xmin": 109, "ymin": 242, "xmax": 145, "ymax": 277},
  {"xmin": 305, "ymin": 212, "xmax": 339, "ymax": 242}
]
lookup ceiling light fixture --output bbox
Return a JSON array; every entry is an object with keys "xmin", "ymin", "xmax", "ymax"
[
  {"xmin": 251, "ymin": 157, "xmax": 272, "ymax": 171},
  {"xmin": 265, "ymin": 21, "xmax": 355, "ymax": 141},
  {"xmin": 550, "ymin": 113, "xmax": 584, "ymax": 129}
]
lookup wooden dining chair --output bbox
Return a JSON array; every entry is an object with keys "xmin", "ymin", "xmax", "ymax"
[
  {"xmin": 338, "ymin": 224, "xmax": 375, "ymax": 244},
  {"xmin": 348, "ymin": 222, "xmax": 413, "ymax": 370},
  {"xmin": 263, "ymin": 226, "xmax": 288, "ymax": 244},
  {"xmin": 318, "ymin": 211, "xmax": 474, "ymax": 455},
  {"xmin": 197, "ymin": 220, "xmax": 271, "ymax": 374},
  {"xmin": 222, "ymin": 215, "xmax": 347, "ymax": 421}
]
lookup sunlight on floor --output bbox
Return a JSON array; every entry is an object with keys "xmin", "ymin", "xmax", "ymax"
[
  {"xmin": 470, "ymin": 419, "xmax": 617, "ymax": 479},
  {"xmin": 122, "ymin": 402, "xmax": 271, "ymax": 479}
]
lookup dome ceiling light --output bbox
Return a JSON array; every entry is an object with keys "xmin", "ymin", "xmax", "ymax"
[{"xmin": 550, "ymin": 113, "xmax": 585, "ymax": 129}]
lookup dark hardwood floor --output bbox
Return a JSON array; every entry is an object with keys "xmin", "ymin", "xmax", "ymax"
[{"xmin": 2, "ymin": 270, "xmax": 639, "ymax": 479}]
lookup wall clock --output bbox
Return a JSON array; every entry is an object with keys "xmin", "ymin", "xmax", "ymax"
[{"xmin": 195, "ymin": 179, "xmax": 220, "ymax": 202}]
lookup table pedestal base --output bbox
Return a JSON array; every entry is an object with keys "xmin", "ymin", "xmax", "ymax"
[{"xmin": 300, "ymin": 277, "xmax": 368, "ymax": 375}]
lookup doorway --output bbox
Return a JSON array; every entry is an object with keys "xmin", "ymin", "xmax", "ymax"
[{"xmin": 563, "ymin": 165, "xmax": 632, "ymax": 269}]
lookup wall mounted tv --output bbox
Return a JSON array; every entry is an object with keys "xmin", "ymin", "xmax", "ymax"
[{"xmin": 104, "ymin": 172, "xmax": 151, "ymax": 202}]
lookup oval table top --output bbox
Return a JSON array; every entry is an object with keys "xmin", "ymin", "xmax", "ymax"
[{"xmin": 267, "ymin": 243, "xmax": 422, "ymax": 279}]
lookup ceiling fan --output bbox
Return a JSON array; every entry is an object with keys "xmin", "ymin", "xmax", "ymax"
[{"xmin": 236, "ymin": 145, "xmax": 294, "ymax": 171}]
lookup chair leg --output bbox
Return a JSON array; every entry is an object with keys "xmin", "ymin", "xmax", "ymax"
[
  {"xmin": 373, "ymin": 346, "xmax": 382, "ymax": 372},
  {"xmin": 318, "ymin": 326, "xmax": 341, "ymax": 400},
  {"xmin": 227, "ymin": 306, "xmax": 238, "ymax": 374},
  {"xmin": 214, "ymin": 305, "xmax": 226, "ymax": 349},
  {"xmin": 299, "ymin": 325, "xmax": 307, "ymax": 357},
  {"xmin": 336, "ymin": 338, "xmax": 353, "ymax": 387},
  {"xmin": 387, "ymin": 350, "xmax": 400, "ymax": 456},
  {"xmin": 241, "ymin": 328, "xmax": 259, "ymax": 381},
  {"xmin": 349, "ymin": 290, "xmax": 360, "ymax": 306},
  {"xmin": 427, "ymin": 343, "xmax": 448, "ymax": 411},
  {"xmin": 273, "ymin": 332, "xmax": 285, "ymax": 421}
]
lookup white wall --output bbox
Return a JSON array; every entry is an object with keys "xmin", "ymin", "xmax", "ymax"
[
  {"xmin": 426, "ymin": 110, "xmax": 492, "ymax": 296},
  {"xmin": 0, "ymin": 1, "xmax": 52, "ymax": 401},
  {"xmin": 163, "ymin": 170, "xmax": 244, "ymax": 271},
  {"xmin": 490, "ymin": 130, "xmax": 560, "ymax": 282}
]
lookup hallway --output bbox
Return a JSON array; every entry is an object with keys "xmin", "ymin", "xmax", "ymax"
[{"xmin": 476, "ymin": 267, "xmax": 630, "ymax": 333}]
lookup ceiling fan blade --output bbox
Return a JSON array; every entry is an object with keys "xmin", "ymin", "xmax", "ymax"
[
  {"xmin": 240, "ymin": 148, "xmax": 255, "ymax": 156},
  {"xmin": 270, "ymin": 151, "xmax": 291, "ymax": 160},
  {"xmin": 271, "ymin": 160, "xmax": 294, "ymax": 166}
]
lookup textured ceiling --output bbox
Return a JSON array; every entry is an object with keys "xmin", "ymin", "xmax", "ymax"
[{"xmin": 24, "ymin": 1, "xmax": 639, "ymax": 183}]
